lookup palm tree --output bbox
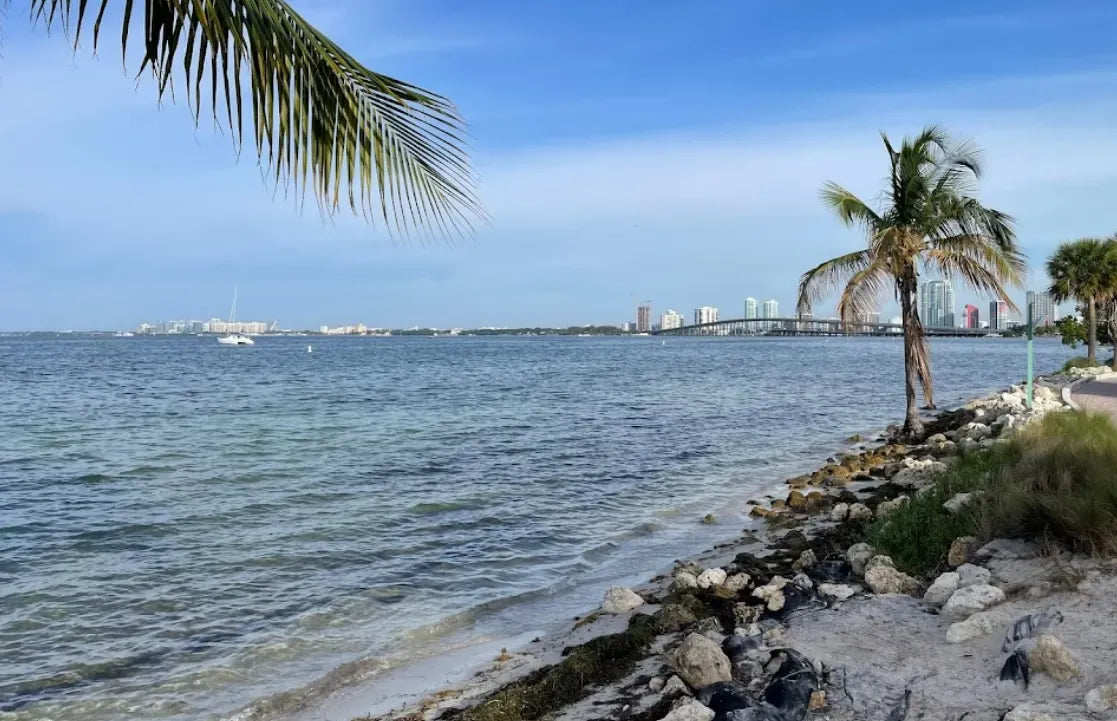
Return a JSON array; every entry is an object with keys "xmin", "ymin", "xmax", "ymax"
[
  {"xmin": 17, "ymin": 1, "xmax": 481, "ymax": 238},
  {"xmin": 1047, "ymin": 238, "xmax": 1117, "ymax": 366},
  {"xmin": 797, "ymin": 126, "xmax": 1025, "ymax": 437}
]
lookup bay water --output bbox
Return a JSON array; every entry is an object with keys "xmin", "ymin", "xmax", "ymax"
[{"xmin": 0, "ymin": 335, "xmax": 1075, "ymax": 720}]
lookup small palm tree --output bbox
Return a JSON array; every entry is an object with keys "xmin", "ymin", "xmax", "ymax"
[
  {"xmin": 1047, "ymin": 238, "xmax": 1117, "ymax": 366},
  {"xmin": 16, "ymin": 1, "xmax": 481, "ymax": 238},
  {"xmin": 798, "ymin": 126, "xmax": 1025, "ymax": 437}
]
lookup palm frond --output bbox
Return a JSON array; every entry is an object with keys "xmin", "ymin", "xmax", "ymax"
[
  {"xmin": 30, "ymin": 0, "xmax": 483, "ymax": 240},
  {"xmin": 796, "ymin": 249, "xmax": 872, "ymax": 315},
  {"xmin": 926, "ymin": 246, "xmax": 1021, "ymax": 312},
  {"xmin": 821, "ymin": 183, "xmax": 882, "ymax": 232},
  {"xmin": 836, "ymin": 260, "xmax": 889, "ymax": 325}
]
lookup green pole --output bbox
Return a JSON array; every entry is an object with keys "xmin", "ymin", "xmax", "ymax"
[{"xmin": 1026, "ymin": 300, "xmax": 1034, "ymax": 410}]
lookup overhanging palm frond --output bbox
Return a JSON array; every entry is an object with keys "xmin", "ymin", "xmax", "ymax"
[
  {"xmin": 796, "ymin": 249, "xmax": 871, "ymax": 314},
  {"xmin": 30, "ymin": 0, "xmax": 483, "ymax": 240}
]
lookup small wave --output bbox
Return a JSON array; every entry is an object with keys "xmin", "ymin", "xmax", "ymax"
[
  {"xmin": 408, "ymin": 497, "xmax": 490, "ymax": 515},
  {"xmin": 74, "ymin": 472, "xmax": 113, "ymax": 483},
  {"xmin": 0, "ymin": 649, "xmax": 169, "ymax": 711}
]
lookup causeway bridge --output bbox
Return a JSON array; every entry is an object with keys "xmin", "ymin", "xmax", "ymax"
[{"xmin": 653, "ymin": 317, "xmax": 997, "ymax": 337}]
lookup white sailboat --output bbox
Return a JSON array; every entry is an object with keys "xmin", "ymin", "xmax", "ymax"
[{"xmin": 217, "ymin": 287, "xmax": 255, "ymax": 346}]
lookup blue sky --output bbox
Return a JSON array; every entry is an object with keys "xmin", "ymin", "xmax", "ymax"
[{"xmin": 3, "ymin": 0, "xmax": 1117, "ymax": 330}]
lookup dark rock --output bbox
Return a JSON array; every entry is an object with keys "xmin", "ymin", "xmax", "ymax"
[
  {"xmin": 772, "ymin": 584, "xmax": 817, "ymax": 619},
  {"xmin": 807, "ymin": 557, "xmax": 851, "ymax": 584},
  {"xmin": 723, "ymin": 704, "xmax": 785, "ymax": 720},
  {"xmin": 722, "ymin": 634, "xmax": 760, "ymax": 661},
  {"xmin": 698, "ymin": 681, "xmax": 752, "ymax": 714},
  {"xmin": 762, "ymin": 650, "xmax": 818, "ymax": 721}
]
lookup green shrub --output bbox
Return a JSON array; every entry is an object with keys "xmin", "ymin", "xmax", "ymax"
[
  {"xmin": 867, "ymin": 412, "xmax": 1117, "ymax": 576},
  {"xmin": 864, "ymin": 452, "xmax": 999, "ymax": 575},
  {"xmin": 977, "ymin": 412, "xmax": 1117, "ymax": 555},
  {"xmin": 1062, "ymin": 356, "xmax": 1098, "ymax": 371}
]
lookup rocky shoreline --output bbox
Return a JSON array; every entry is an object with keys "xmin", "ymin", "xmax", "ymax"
[{"xmin": 367, "ymin": 370, "xmax": 1117, "ymax": 721}]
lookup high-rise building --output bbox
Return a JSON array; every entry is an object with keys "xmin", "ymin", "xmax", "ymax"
[
  {"xmin": 1026, "ymin": 291, "xmax": 1058, "ymax": 327},
  {"xmin": 636, "ymin": 304, "xmax": 651, "ymax": 333},
  {"xmin": 694, "ymin": 306, "xmax": 719, "ymax": 325},
  {"xmin": 963, "ymin": 304, "xmax": 979, "ymax": 329},
  {"xmin": 760, "ymin": 299, "xmax": 778, "ymax": 331},
  {"xmin": 661, "ymin": 309, "xmax": 684, "ymax": 330},
  {"xmin": 921, "ymin": 280, "xmax": 955, "ymax": 327},
  {"xmin": 989, "ymin": 300, "xmax": 1008, "ymax": 330},
  {"xmin": 744, "ymin": 297, "xmax": 758, "ymax": 320}
]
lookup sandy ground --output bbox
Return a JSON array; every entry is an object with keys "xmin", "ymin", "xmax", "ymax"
[{"xmin": 785, "ymin": 548, "xmax": 1117, "ymax": 721}]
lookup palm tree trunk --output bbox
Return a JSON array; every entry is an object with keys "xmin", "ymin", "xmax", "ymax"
[
  {"xmin": 1088, "ymin": 297, "xmax": 1098, "ymax": 364},
  {"xmin": 899, "ymin": 276, "xmax": 923, "ymax": 438}
]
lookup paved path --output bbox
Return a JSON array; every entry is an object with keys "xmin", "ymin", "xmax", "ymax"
[{"xmin": 1070, "ymin": 374, "xmax": 1117, "ymax": 420}]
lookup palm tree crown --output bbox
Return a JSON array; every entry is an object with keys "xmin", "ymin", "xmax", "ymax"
[
  {"xmin": 22, "ymin": 0, "xmax": 482, "ymax": 239},
  {"xmin": 1047, "ymin": 238, "xmax": 1117, "ymax": 365},
  {"xmin": 797, "ymin": 125, "xmax": 1025, "ymax": 436}
]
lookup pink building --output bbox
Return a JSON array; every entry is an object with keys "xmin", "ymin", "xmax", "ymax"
[{"xmin": 963, "ymin": 304, "xmax": 979, "ymax": 329}]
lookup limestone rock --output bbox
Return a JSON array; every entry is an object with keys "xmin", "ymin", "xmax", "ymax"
[
  {"xmin": 1034, "ymin": 385, "xmax": 1057, "ymax": 402},
  {"xmin": 864, "ymin": 556, "xmax": 919, "ymax": 595},
  {"xmin": 931, "ymin": 440, "xmax": 957, "ymax": 457},
  {"xmin": 927, "ymin": 433, "xmax": 948, "ymax": 444},
  {"xmin": 659, "ymin": 699, "xmax": 715, "ymax": 721},
  {"xmin": 723, "ymin": 573, "xmax": 751, "ymax": 594},
  {"xmin": 943, "ymin": 492, "xmax": 977, "ymax": 514},
  {"xmin": 830, "ymin": 503, "xmax": 849, "ymax": 521},
  {"xmin": 786, "ymin": 490, "xmax": 806, "ymax": 510},
  {"xmin": 946, "ymin": 609, "xmax": 1005, "ymax": 643},
  {"xmin": 923, "ymin": 572, "xmax": 960, "ymax": 607},
  {"xmin": 876, "ymin": 495, "xmax": 909, "ymax": 519},
  {"xmin": 948, "ymin": 536, "xmax": 978, "ymax": 567},
  {"xmin": 732, "ymin": 603, "xmax": 763, "ymax": 628},
  {"xmin": 1003, "ymin": 704, "xmax": 1054, "ymax": 721},
  {"xmin": 674, "ymin": 571, "xmax": 699, "ymax": 590},
  {"xmin": 791, "ymin": 572, "xmax": 813, "ymax": 591},
  {"xmin": 649, "ymin": 676, "xmax": 666, "ymax": 692},
  {"xmin": 1028, "ymin": 635, "xmax": 1078, "ymax": 682},
  {"xmin": 847, "ymin": 503, "xmax": 873, "ymax": 522},
  {"xmin": 602, "ymin": 587, "xmax": 645, "ymax": 614},
  {"xmin": 662, "ymin": 675, "xmax": 692, "ymax": 697},
  {"xmin": 962, "ymin": 422, "xmax": 992, "ymax": 441},
  {"xmin": 818, "ymin": 583, "xmax": 858, "ymax": 601},
  {"xmin": 752, "ymin": 576, "xmax": 788, "ymax": 611},
  {"xmin": 956, "ymin": 437, "xmax": 980, "ymax": 455},
  {"xmin": 957, "ymin": 563, "xmax": 992, "ymax": 588},
  {"xmin": 697, "ymin": 568, "xmax": 728, "ymax": 589},
  {"xmin": 942, "ymin": 584, "xmax": 1005, "ymax": 619},
  {"xmin": 847, "ymin": 543, "xmax": 876, "ymax": 576},
  {"xmin": 792, "ymin": 549, "xmax": 817, "ymax": 571},
  {"xmin": 670, "ymin": 633, "xmax": 732, "ymax": 689},
  {"xmin": 1086, "ymin": 685, "xmax": 1117, "ymax": 712}
]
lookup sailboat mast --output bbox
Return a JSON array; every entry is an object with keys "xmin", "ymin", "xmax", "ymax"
[{"xmin": 229, "ymin": 287, "xmax": 238, "ymax": 324}]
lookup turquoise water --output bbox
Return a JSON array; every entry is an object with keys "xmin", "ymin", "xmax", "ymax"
[{"xmin": 0, "ymin": 335, "xmax": 1074, "ymax": 720}]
